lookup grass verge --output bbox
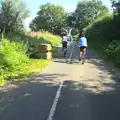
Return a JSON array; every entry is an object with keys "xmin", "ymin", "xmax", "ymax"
[
  {"xmin": 0, "ymin": 31, "xmax": 61, "ymax": 86},
  {"xmin": 0, "ymin": 59, "xmax": 50, "ymax": 86}
]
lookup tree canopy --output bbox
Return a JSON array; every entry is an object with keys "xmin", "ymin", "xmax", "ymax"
[
  {"xmin": 29, "ymin": 0, "xmax": 110, "ymax": 35},
  {"xmin": 72, "ymin": 0, "xmax": 109, "ymax": 30},
  {"xmin": 30, "ymin": 3, "xmax": 67, "ymax": 35},
  {"xmin": 0, "ymin": 0, "xmax": 29, "ymax": 34}
]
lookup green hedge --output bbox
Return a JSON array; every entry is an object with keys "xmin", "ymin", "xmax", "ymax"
[
  {"xmin": 0, "ymin": 39, "xmax": 29, "ymax": 74},
  {"xmin": 105, "ymin": 40, "xmax": 120, "ymax": 68},
  {"xmin": 85, "ymin": 14, "xmax": 120, "ymax": 68}
]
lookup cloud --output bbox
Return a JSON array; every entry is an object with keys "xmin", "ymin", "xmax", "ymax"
[
  {"xmin": 63, "ymin": 4, "xmax": 76, "ymax": 13},
  {"xmin": 23, "ymin": 15, "xmax": 35, "ymax": 31}
]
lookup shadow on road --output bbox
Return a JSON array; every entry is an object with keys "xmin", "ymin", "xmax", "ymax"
[
  {"xmin": 53, "ymin": 58, "xmax": 69, "ymax": 64},
  {"xmin": 0, "ymin": 41, "xmax": 120, "ymax": 120},
  {"xmin": 86, "ymin": 50, "xmax": 120, "ymax": 94},
  {"xmin": 52, "ymin": 44, "xmax": 120, "ymax": 120},
  {"xmin": 0, "ymin": 73, "xmax": 66, "ymax": 120},
  {"xmin": 0, "ymin": 73, "xmax": 120, "ymax": 120},
  {"xmin": 54, "ymin": 80, "xmax": 120, "ymax": 120},
  {"xmin": 61, "ymin": 42, "xmax": 120, "ymax": 94}
]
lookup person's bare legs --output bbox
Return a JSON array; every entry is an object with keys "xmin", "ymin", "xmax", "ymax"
[
  {"xmin": 79, "ymin": 48, "xmax": 82, "ymax": 61},
  {"xmin": 82, "ymin": 48, "xmax": 86, "ymax": 58},
  {"xmin": 79, "ymin": 51, "xmax": 82, "ymax": 61},
  {"xmin": 79, "ymin": 48, "xmax": 86, "ymax": 61},
  {"xmin": 81, "ymin": 48, "xmax": 86, "ymax": 64}
]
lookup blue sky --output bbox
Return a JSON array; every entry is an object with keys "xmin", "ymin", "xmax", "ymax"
[{"xmin": 23, "ymin": 0, "xmax": 112, "ymax": 31}]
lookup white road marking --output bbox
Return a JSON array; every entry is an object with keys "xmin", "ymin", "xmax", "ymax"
[
  {"xmin": 47, "ymin": 41, "xmax": 75, "ymax": 120},
  {"xmin": 68, "ymin": 41, "xmax": 76, "ymax": 64},
  {"xmin": 47, "ymin": 81, "xmax": 63, "ymax": 120}
]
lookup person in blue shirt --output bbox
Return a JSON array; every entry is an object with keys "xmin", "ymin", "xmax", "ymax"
[
  {"xmin": 79, "ymin": 32, "xmax": 88, "ymax": 61},
  {"xmin": 69, "ymin": 35, "xmax": 73, "ymax": 42}
]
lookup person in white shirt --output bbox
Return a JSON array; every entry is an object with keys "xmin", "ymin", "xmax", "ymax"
[{"xmin": 62, "ymin": 33, "xmax": 68, "ymax": 51}]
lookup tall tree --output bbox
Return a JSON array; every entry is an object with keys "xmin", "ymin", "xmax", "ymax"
[
  {"xmin": 67, "ymin": 12, "xmax": 76, "ymax": 28},
  {"xmin": 111, "ymin": 0, "xmax": 120, "ymax": 39},
  {"xmin": 0, "ymin": 0, "xmax": 29, "ymax": 34},
  {"xmin": 111, "ymin": 0, "xmax": 120, "ymax": 16},
  {"xmin": 73, "ymin": 0, "xmax": 109, "ymax": 30},
  {"xmin": 30, "ymin": 3, "xmax": 67, "ymax": 35}
]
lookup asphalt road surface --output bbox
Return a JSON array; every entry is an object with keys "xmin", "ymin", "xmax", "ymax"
[{"xmin": 0, "ymin": 41, "xmax": 120, "ymax": 120}]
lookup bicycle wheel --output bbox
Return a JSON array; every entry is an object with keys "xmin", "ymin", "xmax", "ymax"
[{"xmin": 63, "ymin": 48, "xmax": 67, "ymax": 57}]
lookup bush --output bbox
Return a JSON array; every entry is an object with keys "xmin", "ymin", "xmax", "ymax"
[
  {"xmin": 105, "ymin": 40, "xmax": 120, "ymax": 59},
  {"xmin": 105, "ymin": 40, "xmax": 120, "ymax": 67},
  {"xmin": 86, "ymin": 15, "xmax": 113, "ymax": 40},
  {"xmin": 85, "ymin": 13, "xmax": 120, "ymax": 68},
  {"xmin": 0, "ymin": 39, "xmax": 29, "ymax": 73}
]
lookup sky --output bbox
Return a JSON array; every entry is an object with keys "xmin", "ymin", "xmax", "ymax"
[{"xmin": 23, "ymin": 0, "xmax": 112, "ymax": 31}]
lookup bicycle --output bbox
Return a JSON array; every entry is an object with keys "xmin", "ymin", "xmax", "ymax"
[{"xmin": 63, "ymin": 47, "xmax": 67, "ymax": 57}]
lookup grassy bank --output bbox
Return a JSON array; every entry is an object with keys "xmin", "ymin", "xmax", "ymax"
[
  {"xmin": 38, "ymin": 31, "xmax": 61, "ymax": 57},
  {"xmin": 25, "ymin": 31, "xmax": 61, "ymax": 58},
  {"xmin": 0, "ymin": 59, "xmax": 49, "ymax": 86},
  {"xmin": 0, "ymin": 31, "xmax": 61, "ymax": 86}
]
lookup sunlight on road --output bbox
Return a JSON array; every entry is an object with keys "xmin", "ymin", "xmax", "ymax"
[{"xmin": 65, "ymin": 59, "xmax": 118, "ymax": 94}]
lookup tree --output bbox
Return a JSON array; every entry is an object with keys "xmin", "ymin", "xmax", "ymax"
[
  {"xmin": 0, "ymin": 0, "xmax": 29, "ymax": 34},
  {"xmin": 67, "ymin": 12, "xmax": 76, "ymax": 28},
  {"xmin": 111, "ymin": 0, "xmax": 120, "ymax": 16},
  {"xmin": 111, "ymin": 0, "xmax": 120, "ymax": 39},
  {"xmin": 30, "ymin": 3, "xmax": 67, "ymax": 35},
  {"xmin": 71, "ymin": 27, "xmax": 79, "ymax": 36},
  {"xmin": 73, "ymin": 0, "xmax": 109, "ymax": 30}
]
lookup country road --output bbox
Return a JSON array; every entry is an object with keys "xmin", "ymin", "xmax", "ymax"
[{"xmin": 0, "ymin": 41, "xmax": 120, "ymax": 120}]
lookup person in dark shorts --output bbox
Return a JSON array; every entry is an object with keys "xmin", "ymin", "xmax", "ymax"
[
  {"xmin": 79, "ymin": 32, "xmax": 88, "ymax": 61},
  {"xmin": 62, "ymin": 33, "xmax": 68, "ymax": 51}
]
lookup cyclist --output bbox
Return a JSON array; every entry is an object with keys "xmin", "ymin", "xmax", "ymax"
[
  {"xmin": 79, "ymin": 32, "xmax": 88, "ymax": 62},
  {"xmin": 69, "ymin": 34, "xmax": 73, "ymax": 42},
  {"xmin": 62, "ymin": 33, "xmax": 68, "ymax": 51}
]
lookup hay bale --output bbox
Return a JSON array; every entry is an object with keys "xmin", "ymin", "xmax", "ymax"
[
  {"xmin": 35, "ymin": 52, "xmax": 52, "ymax": 59},
  {"xmin": 38, "ymin": 44, "xmax": 52, "ymax": 53},
  {"xmin": 47, "ymin": 52, "xmax": 52, "ymax": 59}
]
